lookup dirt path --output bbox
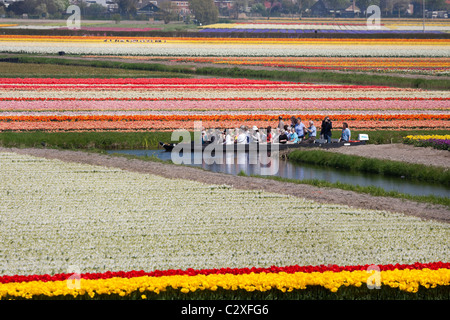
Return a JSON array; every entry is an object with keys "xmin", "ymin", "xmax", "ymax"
[
  {"xmin": 1, "ymin": 146, "xmax": 448, "ymax": 224},
  {"xmin": 301, "ymin": 143, "xmax": 450, "ymax": 169}
]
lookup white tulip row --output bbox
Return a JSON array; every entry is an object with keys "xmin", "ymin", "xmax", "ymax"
[
  {"xmin": 1, "ymin": 89, "xmax": 448, "ymax": 100},
  {"xmin": 0, "ymin": 152, "xmax": 448, "ymax": 276},
  {"xmin": 1, "ymin": 41, "xmax": 449, "ymax": 57}
]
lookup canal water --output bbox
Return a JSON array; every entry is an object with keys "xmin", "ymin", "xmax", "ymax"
[{"xmin": 107, "ymin": 149, "xmax": 450, "ymax": 198}]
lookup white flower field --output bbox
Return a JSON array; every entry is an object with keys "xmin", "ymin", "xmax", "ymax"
[{"xmin": 0, "ymin": 152, "xmax": 448, "ymax": 276}]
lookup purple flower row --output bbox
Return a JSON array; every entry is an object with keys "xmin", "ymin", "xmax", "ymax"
[
  {"xmin": 59, "ymin": 27, "xmax": 162, "ymax": 32},
  {"xmin": 415, "ymin": 139, "xmax": 450, "ymax": 151}
]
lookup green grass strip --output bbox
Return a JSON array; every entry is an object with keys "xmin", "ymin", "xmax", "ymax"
[
  {"xmin": 287, "ymin": 149, "xmax": 450, "ymax": 186},
  {"xmin": 0, "ymin": 131, "xmax": 174, "ymax": 150},
  {"xmin": 246, "ymin": 174, "xmax": 450, "ymax": 208},
  {"xmin": 0, "ymin": 55, "xmax": 195, "ymax": 76},
  {"xmin": 2, "ymin": 130, "xmax": 447, "ymax": 150}
]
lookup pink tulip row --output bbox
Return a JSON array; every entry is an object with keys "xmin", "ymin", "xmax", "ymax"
[
  {"xmin": 0, "ymin": 120, "xmax": 447, "ymax": 132},
  {"xmin": 0, "ymin": 78, "xmax": 393, "ymax": 88},
  {"xmin": 0, "ymin": 99, "xmax": 447, "ymax": 112}
]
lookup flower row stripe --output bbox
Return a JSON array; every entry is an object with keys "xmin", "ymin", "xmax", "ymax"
[
  {"xmin": 1, "ymin": 268, "xmax": 449, "ymax": 299},
  {"xmin": 0, "ymin": 85, "xmax": 399, "ymax": 90},
  {"xmin": 1, "ymin": 97, "xmax": 447, "ymax": 102},
  {"xmin": 2, "ymin": 35, "xmax": 448, "ymax": 44},
  {"xmin": 1, "ymin": 114, "xmax": 448, "ymax": 122},
  {"xmin": 405, "ymin": 135, "xmax": 450, "ymax": 140},
  {"xmin": 1, "ymin": 262, "xmax": 447, "ymax": 285}
]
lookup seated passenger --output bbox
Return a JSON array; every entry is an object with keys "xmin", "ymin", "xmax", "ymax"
[
  {"xmin": 288, "ymin": 127, "xmax": 299, "ymax": 143},
  {"xmin": 278, "ymin": 130, "xmax": 288, "ymax": 144},
  {"xmin": 305, "ymin": 120, "xmax": 317, "ymax": 143},
  {"xmin": 236, "ymin": 127, "xmax": 248, "ymax": 144},
  {"xmin": 339, "ymin": 122, "xmax": 351, "ymax": 142}
]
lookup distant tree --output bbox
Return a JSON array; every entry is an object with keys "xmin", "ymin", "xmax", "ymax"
[
  {"xmin": 84, "ymin": 3, "xmax": 107, "ymax": 19},
  {"xmin": 231, "ymin": 0, "xmax": 247, "ymax": 19},
  {"xmin": 323, "ymin": 0, "xmax": 350, "ymax": 17},
  {"xmin": 392, "ymin": 0, "xmax": 409, "ymax": 16},
  {"xmin": 45, "ymin": 0, "xmax": 68, "ymax": 15},
  {"xmin": 356, "ymin": 0, "xmax": 380, "ymax": 16},
  {"xmin": 6, "ymin": 0, "xmax": 68, "ymax": 17},
  {"xmin": 426, "ymin": 0, "xmax": 448, "ymax": 11},
  {"xmin": 159, "ymin": 0, "xmax": 178, "ymax": 24},
  {"xmin": 189, "ymin": 0, "xmax": 219, "ymax": 25},
  {"xmin": 35, "ymin": 3, "xmax": 48, "ymax": 17},
  {"xmin": 117, "ymin": 0, "xmax": 138, "ymax": 17},
  {"xmin": 380, "ymin": 0, "xmax": 394, "ymax": 16},
  {"xmin": 265, "ymin": 0, "xmax": 282, "ymax": 18},
  {"xmin": 251, "ymin": 2, "xmax": 266, "ymax": 15},
  {"xmin": 7, "ymin": 0, "xmax": 37, "ymax": 16},
  {"xmin": 294, "ymin": 0, "xmax": 315, "ymax": 17}
]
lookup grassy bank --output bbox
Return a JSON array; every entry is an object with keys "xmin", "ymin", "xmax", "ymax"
[
  {"xmin": 287, "ymin": 149, "xmax": 450, "ymax": 186},
  {"xmin": 0, "ymin": 131, "xmax": 175, "ymax": 150},
  {"xmin": 0, "ymin": 61, "xmax": 191, "ymax": 78},
  {"xmin": 1, "ymin": 131, "xmax": 448, "ymax": 207},
  {"xmin": 343, "ymin": 130, "xmax": 449, "ymax": 145},
  {"xmin": 0, "ymin": 55, "xmax": 195, "ymax": 76},
  {"xmin": 244, "ymin": 174, "xmax": 450, "ymax": 208},
  {"xmin": 0, "ymin": 130, "xmax": 445, "ymax": 150},
  {"xmin": 2, "ymin": 54, "xmax": 449, "ymax": 90}
]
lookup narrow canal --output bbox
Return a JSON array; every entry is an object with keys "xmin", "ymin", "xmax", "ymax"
[{"xmin": 107, "ymin": 149, "xmax": 450, "ymax": 198}]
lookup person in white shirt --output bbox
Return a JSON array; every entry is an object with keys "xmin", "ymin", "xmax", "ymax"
[
  {"xmin": 224, "ymin": 129, "xmax": 234, "ymax": 145},
  {"xmin": 251, "ymin": 126, "xmax": 261, "ymax": 143},
  {"xmin": 236, "ymin": 128, "xmax": 248, "ymax": 144}
]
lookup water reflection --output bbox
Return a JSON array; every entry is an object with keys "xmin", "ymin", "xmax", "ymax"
[{"xmin": 107, "ymin": 149, "xmax": 450, "ymax": 198}]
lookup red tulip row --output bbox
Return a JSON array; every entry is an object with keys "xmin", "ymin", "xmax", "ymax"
[
  {"xmin": 2, "ymin": 114, "xmax": 448, "ymax": 122},
  {"xmin": 1, "ymin": 97, "xmax": 447, "ymax": 102},
  {"xmin": 1, "ymin": 261, "xmax": 447, "ymax": 284}
]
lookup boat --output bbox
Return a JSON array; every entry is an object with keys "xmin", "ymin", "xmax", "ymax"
[{"xmin": 159, "ymin": 139, "xmax": 366, "ymax": 153}]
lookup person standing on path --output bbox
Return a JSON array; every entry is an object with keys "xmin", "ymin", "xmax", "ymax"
[
  {"xmin": 278, "ymin": 116, "xmax": 284, "ymax": 131},
  {"xmin": 321, "ymin": 116, "xmax": 333, "ymax": 143}
]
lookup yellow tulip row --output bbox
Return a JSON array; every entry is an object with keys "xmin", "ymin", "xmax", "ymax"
[
  {"xmin": 0, "ymin": 35, "xmax": 448, "ymax": 46},
  {"xmin": 405, "ymin": 135, "xmax": 450, "ymax": 140},
  {"xmin": 1, "ymin": 268, "xmax": 449, "ymax": 300}
]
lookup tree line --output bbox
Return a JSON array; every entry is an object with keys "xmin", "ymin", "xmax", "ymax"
[{"xmin": 0, "ymin": 0, "xmax": 448, "ymax": 23}]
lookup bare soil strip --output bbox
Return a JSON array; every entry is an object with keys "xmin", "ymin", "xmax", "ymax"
[{"xmin": 1, "ymin": 146, "xmax": 448, "ymax": 224}]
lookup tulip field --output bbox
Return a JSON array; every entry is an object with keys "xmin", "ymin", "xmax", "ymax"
[
  {"xmin": 144, "ymin": 56, "xmax": 450, "ymax": 76},
  {"xmin": 0, "ymin": 77, "xmax": 449, "ymax": 132},
  {"xmin": 1, "ymin": 35, "xmax": 449, "ymax": 57},
  {"xmin": 0, "ymin": 152, "xmax": 449, "ymax": 300},
  {"xmin": 0, "ymin": 29, "xmax": 449, "ymax": 301}
]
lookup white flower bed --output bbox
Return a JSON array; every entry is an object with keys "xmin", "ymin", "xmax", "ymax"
[
  {"xmin": 1, "ymin": 89, "xmax": 449, "ymax": 100},
  {"xmin": 0, "ymin": 152, "xmax": 448, "ymax": 276},
  {"xmin": 1, "ymin": 41, "xmax": 449, "ymax": 57}
]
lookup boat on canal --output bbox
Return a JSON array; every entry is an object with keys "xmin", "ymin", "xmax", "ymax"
[{"xmin": 159, "ymin": 139, "xmax": 367, "ymax": 153}]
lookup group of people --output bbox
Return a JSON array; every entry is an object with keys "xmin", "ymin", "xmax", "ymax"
[{"xmin": 201, "ymin": 116, "xmax": 351, "ymax": 145}]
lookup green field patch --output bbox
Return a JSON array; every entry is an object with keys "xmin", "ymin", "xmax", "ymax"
[{"xmin": 0, "ymin": 61, "xmax": 191, "ymax": 78}]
